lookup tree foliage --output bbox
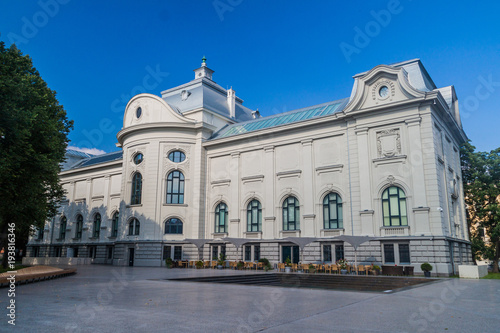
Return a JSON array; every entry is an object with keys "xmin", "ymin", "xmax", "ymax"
[
  {"xmin": 0, "ymin": 41, "xmax": 73, "ymax": 267},
  {"xmin": 461, "ymin": 141, "xmax": 500, "ymax": 273}
]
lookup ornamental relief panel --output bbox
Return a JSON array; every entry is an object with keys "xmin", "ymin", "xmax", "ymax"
[
  {"xmin": 376, "ymin": 129, "xmax": 401, "ymax": 158},
  {"xmin": 162, "ymin": 144, "xmax": 191, "ymax": 175}
]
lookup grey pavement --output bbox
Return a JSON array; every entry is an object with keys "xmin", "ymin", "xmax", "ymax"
[{"xmin": 1, "ymin": 265, "xmax": 499, "ymax": 332}]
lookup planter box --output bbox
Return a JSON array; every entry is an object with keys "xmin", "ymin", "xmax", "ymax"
[{"xmin": 458, "ymin": 265, "xmax": 488, "ymax": 279}]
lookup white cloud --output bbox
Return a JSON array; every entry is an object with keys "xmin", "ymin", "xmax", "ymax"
[{"xmin": 67, "ymin": 146, "xmax": 106, "ymax": 156}]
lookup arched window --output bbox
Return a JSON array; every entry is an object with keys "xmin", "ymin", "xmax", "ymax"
[
  {"xmin": 131, "ymin": 172, "xmax": 142, "ymax": 205},
  {"xmin": 247, "ymin": 200, "xmax": 262, "ymax": 232},
  {"xmin": 75, "ymin": 215, "xmax": 83, "ymax": 239},
  {"xmin": 215, "ymin": 202, "xmax": 228, "ymax": 233},
  {"xmin": 111, "ymin": 212, "xmax": 119, "ymax": 237},
  {"xmin": 93, "ymin": 213, "xmax": 101, "ymax": 238},
  {"xmin": 166, "ymin": 171, "xmax": 184, "ymax": 204},
  {"xmin": 283, "ymin": 196, "xmax": 300, "ymax": 231},
  {"xmin": 382, "ymin": 186, "xmax": 408, "ymax": 226},
  {"xmin": 128, "ymin": 218, "xmax": 140, "ymax": 236},
  {"xmin": 165, "ymin": 218, "xmax": 183, "ymax": 234},
  {"xmin": 59, "ymin": 217, "xmax": 67, "ymax": 240},
  {"xmin": 323, "ymin": 193, "xmax": 343, "ymax": 229}
]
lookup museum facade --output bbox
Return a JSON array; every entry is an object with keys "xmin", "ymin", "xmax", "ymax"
[{"xmin": 26, "ymin": 58, "xmax": 472, "ymax": 276}]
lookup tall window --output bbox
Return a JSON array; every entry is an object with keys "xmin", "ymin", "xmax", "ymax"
[
  {"xmin": 215, "ymin": 202, "xmax": 228, "ymax": 233},
  {"xmin": 323, "ymin": 193, "xmax": 343, "ymax": 229},
  {"xmin": 335, "ymin": 244, "xmax": 344, "ymax": 262},
  {"xmin": 128, "ymin": 218, "xmax": 140, "ymax": 236},
  {"xmin": 382, "ymin": 186, "xmax": 407, "ymax": 226},
  {"xmin": 111, "ymin": 212, "xmax": 119, "ymax": 237},
  {"xmin": 131, "ymin": 172, "xmax": 142, "ymax": 205},
  {"xmin": 165, "ymin": 218, "xmax": 183, "ymax": 234},
  {"xmin": 384, "ymin": 244, "xmax": 395, "ymax": 263},
  {"xmin": 75, "ymin": 215, "xmax": 83, "ymax": 239},
  {"xmin": 37, "ymin": 227, "xmax": 44, "ymax": 240},
  {"xmin": 244, "ymin": 245, "xmax": 251, "ymax": 261},
  {"xmin": 323, "ymin": 245, "xmax": 332, "ymax": 262},
  {"xmin": 59, "ymin": 217, "xmax": 67, "ymax": 240},
  {"xmin": 247, "ymin": 200, "xmax": 262, "ymax": 232},
  {"xmin": 399, "ymin": 244, "xmax": 410, "ymax": 263},
  {"xmin": 254, "ymin": 245, "xmax": 260, "ymax": 261},
  {"xmin": 93, "ymin": 213, "xmax": 101, "ymax": 238},
  {"xmin": 282, "ymin": 196, "xmax": 300, "ymax": 231},
  {"xmin": 166, "ymin": 171, "xmax": 184, "ymax": 204}
]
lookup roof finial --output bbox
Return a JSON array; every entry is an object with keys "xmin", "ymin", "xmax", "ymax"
[{"xmin": 202, "ymin": 56, "xmax": 207, "ymax": 66}]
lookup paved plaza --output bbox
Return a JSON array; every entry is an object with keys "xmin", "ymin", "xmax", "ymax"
[{"xmin": 1, "ymin": 265, "xmax": 499, "ymax": 332}]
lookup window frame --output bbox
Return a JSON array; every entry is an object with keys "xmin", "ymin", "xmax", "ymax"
[
  {"xmin": 111, "ymin": 212, "xmax": 119, "ymax": 237},
  {"xmin": 246, "ymin": 199, "xmax": 262, "ymax": 232},
  {"xmin": 215, "ymin": 202, "xmax": 228, "ymax": 233},
  {"xmin": 165, "ymin": 218, "xmax": 183, "ymax": 234},
  {"xmin": 75, "ymin": 215, "xmax": 83, "ymax": 239},
  {"xmin": 128, "ymin": 218, "xmax": 140, "ymax": 236},
  {"xmin": 59, "ymin": 217, "xmax": 67, "ymax": 240},
  {"xmin": 93, "ymin": 213, "xmax": 101, "ymax": 238},
  {"xmin": 323, "ymin": 193, "xmax": 343, "ymax": 229},
  {"xmin": 282, "ymin": 196, "xmax": 300, "ymax": 231},
  {"xmin": 166, "ymin": 170, "xmax": 185, "ymax": 204},
  {"xmin": 381, "ymin": 186, "xmax": 408, "ymax": 227},
  {"xmin": 131, "ymin": 172, "xmax": 143, "ymax": 205},
  {"xmin": 168, "ymin": 150, "xmax": 186, "ymax": 163}
]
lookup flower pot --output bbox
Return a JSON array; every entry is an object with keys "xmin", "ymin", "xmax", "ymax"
[
  {"xmin": 341, "ymin": 269, "xmax": 348, "ymax": 275},
  {"xmin": 285, "ymin": 267, "xmax": 291, "ymax": 273},
  {"xmin": 424, "ymin": 271, "xmax": 431, "ymax": 277},
  {"xmin": 217, "ymin": 265, "xmax": 223, "ymax": 270}
]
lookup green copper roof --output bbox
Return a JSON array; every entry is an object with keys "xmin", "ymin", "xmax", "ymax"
[{"xmin": 210, "ymin": 98, "xmax": 349, "ymax": 140}]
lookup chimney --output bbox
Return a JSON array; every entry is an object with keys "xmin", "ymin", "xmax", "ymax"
[
  {"xmin": 227, "ymin": 87, "xmax": 236, "ymax": 118},
  {"xmin": 251, "ymin": 109, "xmax": 260, "ymax": 119}
]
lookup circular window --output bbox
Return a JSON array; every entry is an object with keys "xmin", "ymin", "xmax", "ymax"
[
  {"xmin": 133, "ymin": 153, "xmax": 144, "ymax": 165},
  {"xmin": 379, "ymin": 86, "xmax": 389, "ymax": 98},
  {"xmin": 168, "ymin": 151, "xmax": 186, "ymax": 163},
  {"xmin": 136, "ymin": 107, "xmax": 142, "ymax": 119}
]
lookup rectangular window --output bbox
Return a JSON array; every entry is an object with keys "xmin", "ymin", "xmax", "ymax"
[
  {"xmin": 107, "ymin": 246, "xmax": 113, "ymax": 259},
  {"xmin": 399, "ymin": 244, "xmax": 410, "ymax": 263},
  {"xmin": 33, "ymin": 247, "xmax": 39, "ymax": 257},
  {"xmin": 323, "ymin": 245, "xmax": 332, "ymax": 262},
  {"xmin": 384, "ymin": 244, "xmax": 395, "ymax": 263},
  {"xmin": 335, "ymin": 245, "xmax": 344, "ymax": 262},
  {"xmin": 254, "ymin": 245, "xmax": 260, "ymax": 261},
  {"xmin": 221, "ymin": 245, "xmax": 226, "ymax": 257},
  {"xmin": 212, "ymin": 246, "xmax": 219, "ymax": 260},
  {"xmin": 173, "ymin": 246, "xmax": 182, "ymax": 260},
  {"xmin": 89, "ymin": 246, "xmax": 96, "ymax": 259},
  {"xmin": 54, "ymin": 246, "xmax": 62, "ymax": 257},
  {"xmin": 163, "ymin": 246, "xmax": 171, "ymax": 260},
  {"xmin": 245, "ymin": 245, "xmax": 251, "ymax": 261}
]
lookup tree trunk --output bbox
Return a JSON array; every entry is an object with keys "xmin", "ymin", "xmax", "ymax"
[{"xmin": 493, "ymin": 241, "xmax": 500, "ymax": 274}]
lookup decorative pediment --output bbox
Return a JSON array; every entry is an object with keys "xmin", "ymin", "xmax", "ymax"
[
  {"xmin": 343, "ymin": 65, "xmax": 426, "ymax": 113},
  {"xmin": 123, "ymin": 93, "xmax": 195, "ymax": 129}
]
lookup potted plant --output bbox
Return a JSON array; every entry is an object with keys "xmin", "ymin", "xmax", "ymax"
[
  {"xmin": 371, "ymin": 264, "xmax": 380, "ymax": 275},
  {"xmin": 285, "ymin": 257, "xmax": 292, "ymax": 273},
  {"xmin": 308, "ymin": 264, "xmax": 316, "ymax": 274},
  {"xmin": 258, "ymin": 258, "xmax": 272, "ymax": 272},
  {"xmin": 165, "ymin": 257, "xmax": 173, "ymax": 269},
  {"xmin": 237, "ymin": 261, "xmax": 244, "ymax": 270},
  {"xmin": 337, "ymin": 259, "xmax": 349, "ymax": 274},
  {"xmin": 421, "ymin": 262, "xmax": 432, "ymax": 277},
  {"xmin": 195, "ymin": 260, "xmax": 204, "ymax": 269},
  {"xmin": 217, "ymin": 253, "xmax": 226, "ymax": 269}
]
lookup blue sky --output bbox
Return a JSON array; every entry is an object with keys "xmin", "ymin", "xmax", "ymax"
[{"xmin": 1, "ymin": 0, "xmax": 499, "ymax": 153}]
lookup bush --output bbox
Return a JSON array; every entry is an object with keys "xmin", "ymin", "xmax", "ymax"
[
  {"xmin": 372, "ymin": 265, "xmax": 380, "ymax": 270},
  {"xmin": 165, "ymin": 258, "xmax": 173, "ymax": 268},
  {"xmin": 195, "ymin": 260, "xmax": 204, "ymax": 268},
  {"xmin": 421, "ymin": 262, "xmax": 433, "ymax": 272},
  {"xmin": 259, "ymin": 258, "xmax": 272, "ymax": 271},
  {"xmin": 237, "ymin": 261, "xmax": 244, "ymax": 269}
]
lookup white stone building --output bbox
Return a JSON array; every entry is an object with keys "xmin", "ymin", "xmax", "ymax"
[{"xmin": 26, "ymin": 58, "xmax": 472, "ymax": 276}]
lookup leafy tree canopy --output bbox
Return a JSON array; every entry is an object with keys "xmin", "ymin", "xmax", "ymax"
[
  {"xmin": 0, "ymin": 41, "xmax": 73, "ymax": 267},
  {"xmin": 461, "ymin": 141, "xmax": 500, "ymax": 273}
]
